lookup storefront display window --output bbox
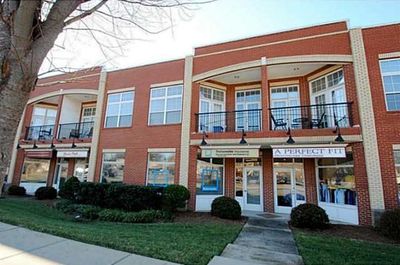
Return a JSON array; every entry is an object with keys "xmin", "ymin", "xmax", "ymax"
[
  {"xmin": 101, "ymin": 152, "xmax": 125, "ymax": 183},
  {"xmin": 393, "ymin": 150, "xmax": 400, "ymax": 204},
  {"xmin": 196, "ymin": 157, "xmax": 223, "ymax": 195},
  {"xmin": 21, "ymin": 158, "xmax": 50, "ymax": 183},
  {"xmin": 317, "ymin": 153, "xmax": 356, "ymax": 205},
  {"xmin": 74, "ymin": 158, "xmax": 89, "ymax": 182},
  {"xmin": 147, "ymin": 152, "xmax": 175, "ymax": 186}
]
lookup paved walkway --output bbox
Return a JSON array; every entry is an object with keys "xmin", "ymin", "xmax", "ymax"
[
  {"xmin": 208, "ymin": 213, "xmax": 304, "ymax": 265},
  {"xmin": 0, "ymin": 222, "xmax": 178, "ymax": 265}
]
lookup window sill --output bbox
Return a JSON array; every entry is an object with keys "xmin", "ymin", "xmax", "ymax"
[{"xmin": 147, "ymin": 123, "xmax": 182, "ymax": 127}]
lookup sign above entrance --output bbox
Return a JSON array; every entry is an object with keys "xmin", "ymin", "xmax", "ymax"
[
  {"xmin": 57, "ymin": 149, "xmax": 88, "ymax": 158},
  {"xmin": 272, "ymin": 147, "xmax": 346, "ymax": 158},
  {"xmin": 201, "ymin": 145, "xmax": 261, "ymax": 158}
]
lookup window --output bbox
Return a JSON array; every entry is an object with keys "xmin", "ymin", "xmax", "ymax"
[
  {"xmin": 380, "ymin": 59, "xmax": 400, "ymax": 111},
  {"xmin": 317, "ymin": 153, "xmax": 356, "ymax": 206},
  {"xmin": 236, "ymin": 89, "xmax": 261, "ymax": 131},
  {"xmin": 74, "ymin": 158, "xmax": 89, "ymax": 182},
  {"xmin": 199, "ymin": 87, "xmax": 226, "ymax": 132},
  {"xmin": 81, "ymin": 106, "xmax": 96, "ymax": 123},
  {"xmin": 105, "ymin": 91, "xmax": 134, "ymax": 128},
  {"xmin": 270, "ymin": 86, "xmax": 300, "ymax": 129},
  {"xmin": 147, "ymin": 152, "xmax": 175, "ymax": 186},
  {"xmin": 196, "ymin": 157, "xmax": 224, "ymax": 195},
  {"xmin": 393, "ymin": 150, "xmax": 400, "ymax": 204},
  {"xmin": 149, "ymin": 85, "xmax": 183, "ymax": 125},
  {"xmin": 101, "ymin": 152, "xmax": 125, "ymax": 183},
  {"xmin": 31, "ymin": 106, "xmax": 57, "ymax": 126},
  {"xmin": 21, "ymin": 158, "xmax": 50, "ymax": 183}
]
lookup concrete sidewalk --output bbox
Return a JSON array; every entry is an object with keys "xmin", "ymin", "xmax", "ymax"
[{"xmin": 0, "ymin": 222, "xmax": 179, "ymax": 265}]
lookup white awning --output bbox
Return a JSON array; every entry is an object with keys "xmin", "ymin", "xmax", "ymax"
[
  {"xmin": 271, "ymin": 144, "xmax": 347, "ymax": 158},
  {"xmin": 200, "ymin": 145, "xmax": 261, "ymax": 158},
  {"xmin": 56, "ymin": 149, "xmax": 89, "ymax": 158}
]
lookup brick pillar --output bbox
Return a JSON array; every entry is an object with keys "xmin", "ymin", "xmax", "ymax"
[
  {"xmin": 46, "ymin": 155, "xmax": 57, "ymax": 187},
  {"xmin": 352, "ymin": 142, "xmax": 372, "ymax": 226},
  {"xmin": 304, "ymin": 158, "xmax": 317, "ymax": 204},
  {"xmin": 224, "ymin": 158, "xmax": 235, "ymax": 198},
  {"xmin": 263, "ymin": 149, "xmax": 274, "ymax": 212},
  {"xmin": 261, "ymin": 64, "xmax": 270, "ymax": 131},
  {"xmin": 187, "ymin": 146, "xmax": 198, "ymax": 211},
  {"xmin": 225, "ymin": 85, "xmax": 235, "ymax": 132},
  {"xmin": 12, "ymin": 150, "xmax": 25, "ymax": 185},
  {"xmin": 67, "ymin": 158, "xmax": 75, "ymax": 177}
]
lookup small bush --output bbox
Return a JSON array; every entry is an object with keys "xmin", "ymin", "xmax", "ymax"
[
  {"xmin": 7, "ymin": 185, "xmax": 26, "ymax": 196},
  {"xmin": 290, "ymin": 203, "xmax": 329, "ymax": 229},
  {"xmin": 377, "ymin": 208, "xmax": 400, "ymax": 241},
  {"xmin": 55, "ymin": 202, "xmax": 101, "ymax": 220},
  {"xmin": 58, "ymin": 177, "xmax": 80, "ymax": 201},
  {"xmin": 55, "ymin": 200, "xmax": 74, "ymax": 213},
  {"xmin": 98, "ymin": 208, "xmax": 172, "ymax": 223},
  {"xmin": 163, "ymin": 185, "xmax": 190, "ymax": 211},
  {"xmin": 211, "ymin": 196, "xmax": 241, "ymax": 220},
  {"xmin": 35, "ymin": 187, "xmax": 57, "ymax": 200}
]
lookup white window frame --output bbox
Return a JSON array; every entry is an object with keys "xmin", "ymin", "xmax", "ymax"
[
  {"xmin": 31, "ymin": 105, "xmax": 57, "ymax": 126},
  {"xmin": 100, "ymin": 152, "xmax": 125, "ymax": 183},
  {"xmin": 270, "ymin": 85, "xmax": 301, "ymax": 129},
  {"xmin": 198, "ymin": 86, "xmax": 226, "ymax": 132},
  {"xmin": 146, "ymin": 152, "xmax": 176, "ymax": 187},
  {"xmin": 235, "ymin": 89, "xmax": 262, "ymax": 132},
  {"xmin": 309, "ymin": 69, "xmax": 347, "ymax": 104},
  {"xmin": 196, "ymin": 157, "xmax": 225, "ymax": 196},
  {"xmin": 393, "ymin": 150, "xmax": 400, "ymax": 204},
  {"xmin": 104, "ymin": 91, "xmax": 134, "ymax": 128},
  {"xmin": 379, "ymin": 58, "xmax": 400, "ymax": 111},
  {"xmin": 148, "ymin": 85, "xmax": 183, "ymax": 125},
  {"xmin": 81, "ymin": 105, "xmax": 96, "ymax": 123}
]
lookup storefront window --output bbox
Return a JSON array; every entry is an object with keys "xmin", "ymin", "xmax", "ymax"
[
  {"xmin": 147, "ymin": 152, "xmax": 175, "ymax": 186},
  {"xmin": 101, "ymin": 152, "xmax": 125, "ymax": 183},
  {"xmin": 21, "ymin": 158, "xmax": 50, "ymax": 183},
  {"xmin": 74, "ymin": 158, "xmax": 89, "ymax": 182},
  {"xmin": 196, "ymin": 157, "xmax": 223, "ymax": 195},
  {"xmin": 393, "ymin": 151, "xmax": 400, "ymax": 204},
  {"xmin": 317, "ymin": 153, "xmax": 356, "ymax": 205}
]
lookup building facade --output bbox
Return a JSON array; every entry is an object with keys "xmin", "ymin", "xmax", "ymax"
[{"xmin": 7, "ymin": 21, "xmax": 400, "ymax": 226}]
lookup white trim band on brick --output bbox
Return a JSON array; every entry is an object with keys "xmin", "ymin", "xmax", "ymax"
[
  {"xmin": 148, "ymin": 148, "xmax": 176, "ymax": 153},
  {"xmin": 107, "ymin": 87, "xmax": 135, "ymax": 94},
  {"xmin": 150, "ymin": 80, "xmax": 183, "ymax": 88}
]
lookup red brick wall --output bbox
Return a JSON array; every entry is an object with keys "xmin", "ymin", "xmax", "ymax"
[
  {"xmin": 304, "ymin": 158, "xmax": 318, "ymax": 204},
  {"xmin": 362, "ymin": 24, "xmax": 400, "ymax": 209},
  {"xmin": 224, "ymin": 158, "xmax": 235, "ymax": 198},
  {"xmin": 263, "ymin": 149, "xmax": 274, "ymax": 212},
  {"xmin": 94, "ymin": 59, "xmax": 185, "ymax": 185}
]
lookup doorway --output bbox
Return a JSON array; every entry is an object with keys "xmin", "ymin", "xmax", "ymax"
[
  {"xmin": 54, "ymin": 158, "xmax": 68, "ymax": 190},
  {"xmin": 274, "ymin": 160, "xmax": 306, "ymax": 214}
]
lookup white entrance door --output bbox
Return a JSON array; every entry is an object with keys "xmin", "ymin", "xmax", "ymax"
[
  {"xmin": 274, "ymin": 166, "xmax": 306, "ymax": 214},
  {"xmin": 243, "ymin": 167, "xmax": 263, "ymax": 211},
  {"xmin": 53, "ymin": 159, "xmax": 68, "ymax": 190}
]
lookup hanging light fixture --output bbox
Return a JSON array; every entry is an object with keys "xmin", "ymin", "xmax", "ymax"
[
  {"xmin": 200, "ymin": 131, "xmax": 208, "ymax": 146},
  {"xmin": 286, "ymin": 128, "xmax": 295, "ymax": 144},
  {"xmin": 32, "ymin": 141, "xmax": 38, "ymax": 149},
  {"xmin": 334, "ymin": 126, "xmax": 344, "ymax": 142},
  {"xmin": 71, "ymin": 139, "xmax": 77, "ymax": 148},
  {"xmin": 240, "ymin": 129, "xmax": 247, "ymax": 144},
  {"xmin": 50, "ymin": 139, "xmax": 56, "ymax": 149},
  {"xmin": 16, "ymin": 143, "xmax": 21, "ymax": 150}
]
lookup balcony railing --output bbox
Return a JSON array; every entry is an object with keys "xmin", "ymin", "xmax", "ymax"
[
  {"xmin": 195, "ymin": 109, "xmax": 262, "ymax": 133},
  {"xmin": 58, "ymin": 121, "xmax": 94, "ymax": 139},
  {"xmin": 269, "ymin": 102, "xmax": 353, "ymax": 130},
  {"xmin": 25, "ymin": 125, "xmax": 55, "ymax": 140}
]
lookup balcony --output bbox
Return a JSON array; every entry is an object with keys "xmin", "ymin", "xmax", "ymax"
[
  {"xmin": 58, "ymin": 121, "xmax": 94, "ymax": 139},
  {"xmin": 24, "ymin": 121, "xmax": 94, "ymax": 141},
  {"xmin": 195, "ymin": 109, "xmax": 262, "ymax": 133},
  {"xmin": 269, "ymin": 102, "xmax": 353, "ymax": 130}
]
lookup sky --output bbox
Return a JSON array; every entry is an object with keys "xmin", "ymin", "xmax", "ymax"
[{"xmin": 40, "ymin": 0, "xmax": 400, "ymax": 74}]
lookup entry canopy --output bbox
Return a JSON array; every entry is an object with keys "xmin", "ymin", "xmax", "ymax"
[
  {"xmin": 271, "ymin": 144, "xmax": 347, "ymax": 158},
  {"xmin": 200, "ymin": 145, "xmax": 261, "ymax": 158}
]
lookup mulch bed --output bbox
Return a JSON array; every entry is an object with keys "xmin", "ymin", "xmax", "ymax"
[
  {"xmin": 293, "ymin": 224, "xmax": 399, "ymax": 245},
  {"xmin": 174, "ymin": 211, "xmax": 247, "ymax": 225}
]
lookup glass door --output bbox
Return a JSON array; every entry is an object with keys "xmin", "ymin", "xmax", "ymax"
[
  {"xmin": 54, "ymin": 158, "xmax": 68, "ymax": 190},
  {"xmin": 243, "ymin": 166, "xmax": 263, "ymax": 211},
  {"xmin": 236, "ymin": 90, "xmax": 261, "ymax": 132},
  {"xmin": 274, "ymin": 166, "xmax": 306, "ymax": 214}
]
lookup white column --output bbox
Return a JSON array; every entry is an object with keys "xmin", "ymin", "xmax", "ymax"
[
  {"xmin": 179, "ymin": 55, "xmax": 194, "ymax": 187},
  {"xmin": 7, "ymin": 108, "xmax": 26, "ymax": 183}
]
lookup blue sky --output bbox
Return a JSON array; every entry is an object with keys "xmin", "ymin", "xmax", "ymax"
[{"xmin": 42, "ymin": 0, "xmax": 400, "ymax": 73}]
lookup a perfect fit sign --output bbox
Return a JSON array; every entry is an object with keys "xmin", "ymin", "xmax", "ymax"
[{"xmin": 273, "ymin": 147, "xmax": 346, "ymax": 158}]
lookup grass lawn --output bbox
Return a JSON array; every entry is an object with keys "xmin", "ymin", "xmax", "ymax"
[
  {"xmin": 294, "ymin": 231, "xmax": 400, "ymax": 265},
  {"xmin": 0, "ymin": 198, "xmax": 243, "ymax": 265}
]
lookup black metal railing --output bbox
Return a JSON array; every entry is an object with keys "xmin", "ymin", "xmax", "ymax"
[
  {"xmin": 269, "ymin": 102, "xmax": 353, "ymax": 130},
  {"xmin": 25, "ymin": 125, "xmax": 55, "ymax": 140},
  {"xmin": 195, "ymin": 109, "xmax": 262, "ymax": 133},
  {"xmin": 58, "ymin": 121, "xmax": 94, "ymax": 139}
]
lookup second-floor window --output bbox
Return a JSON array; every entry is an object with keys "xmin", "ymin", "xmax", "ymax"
[
  {"xmin": 199, "ymin": 86, "xmax": 225, "ymax": 132},
  {"xmin": 105, "ymin": 91, "xmax": 134, "ymax": 128},
  {"xmin": 149, "ymin": 85, "xmax": 183, "ymax": 125},
  {"xmin": 31, "ymin": 106, "xmax": 57, "ymax": 126},
  {"xmin": 380, "ymin": 59, "xmax": 400, "ymax": 111}
]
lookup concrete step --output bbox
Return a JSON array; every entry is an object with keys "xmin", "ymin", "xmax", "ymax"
[
  {"xmin": 221, "ymin": 244, "xmax": 304, "ymax": 265},
  {"xmin": 208, "ymin": 256, "xmax": 265, "ymax": 265}
]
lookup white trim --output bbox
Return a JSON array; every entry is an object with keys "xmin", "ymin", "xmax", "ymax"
[
  {"xmin": 200, "ymin": 145, "xmax": 261, "ymax": 150},
  {"xmin": 107, "ymin": 87, "xmax": 135, "ymax": 94},
  {"xmin": 269, "ymin": 80, "xmax": 299, "ymax": 87},
  {"xmin": 150, "ymin": 80, "xmax": 183, "ymax": 88},
  {"xmin": 102, "ymin": 148, "xmax": 126, "ymax": 153},
  {"xmin": 148, "ymin": 148, "xmax": 176, "ymax": 153},
  {"xmin": 148, "ymin": 85, "xmax": 183, "ymax": 125},
  {"xmin": 307, "ymin": 65, "xmax": 343, "ymax": 81},
  {"xmin": 379, "ymin": 58, "xmax": 400, "ymax": 111},
  {"xmin": 198, "ymin": 86, "xmax": 226, "ymax": 132},
  {"xmin": 200, "ymin": 82, "xmax": 227, "ymax": 90},
  {"xmin": 104, "ymin": 90, "xmax": 135, "ymax": 128},
  {"xmin": 243, "ymin": 166, "xmax": 264, "ymax": 211},
  {"xmin": 7, "ymin": 107, "xmax": 26, "ymax": 183},
  {"xmin": 393, "ymin": 144, "xmax": 400, "ymax": 150},
  {"xmin": 234, "ymin": 84, "xmax": 261, "ymax": 90},
  {"xmin": 378, "ymin": 51, "xmax": 400, "ymax": 59},
  {"xmin": 27, "ymin": 89, "xmax": 98, "ymax": 105}
]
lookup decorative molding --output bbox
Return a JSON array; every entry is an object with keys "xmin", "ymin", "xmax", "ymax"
[
  {"xmin": 150, "ymin": 80, "xmax": 183, "ymax": 88},
  {"xmin": 27, "ymin": 89, "xmax": 98, "ymax": 104},
  {"xmin": 378, "ymin": 52, "xmax": 400, "ymax": 59},
  {"xmin": 235, "ymin": 84, "xmax": 261, "ymax": 90},
  {"xmin": 148, "ymin": 148, "xmax": 176, "ymax": 153},
  {"xmin": 307, "ymin": 65, "xmax": 343, "ymax": 81},
  {"xmin": 200, "ymin": 82, "xmax": 227, "ymax": 90},
  {"xmin": 193, "ymin": 60, "xmax": 260, "ymax": 82},
  {"xmin": 107, "ymin": 87, "xmax": 135, "ymax": 94},
  {"xmin": 102, "ymin": 148, "xmax": 126, "ymax": 153},
  {"xmin": 269, "ymin": 80, "xmax": 300, "ymax": 87}
]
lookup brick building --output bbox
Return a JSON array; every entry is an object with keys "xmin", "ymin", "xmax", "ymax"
[{"xmin": 7, "ymin": 21, "xmax": 400, "ymax": 226}]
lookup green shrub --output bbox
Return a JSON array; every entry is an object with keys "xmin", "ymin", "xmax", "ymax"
[
  {"xmin": 163, "ymin": 185, "xmax": 190, "ymax": 211},
  {"xmin": 58, "ymin": 177, "xmax": 80, "ymax": 201},
  {"xmin": 76, "ymin": 182, "xmax": 109, "ymax": 207},
  {"xmin": 55, "ymin": 202, "xmax": 101, "ymax": 220},
  {"xmin": 211, "ymin": 196, "xmax": 241, "ymax": 220},
  {"xmin": 98, "ymin": 208, "xmax": 172, "ymax": 223},
  {"xmin": 35, "ymin": 186, "xmax": 57, "ymax": 200},
  {"xmin": 377, "ymin": 208, "xmax": 400, "ymax": 241},
  {"xmin": 290, "ymin": 203, "xmax": 330, "ymax": 229},
  {"xmin": 55, "ymin": 200, "xmax": 74, "ymax": 213},
  {"xmin": 104, "ymin": 184, "xmax": 162, "ymax": 211},
  {"xmin": 7, "ymin": 185, "xmax": 26, "ymax": 196}
]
